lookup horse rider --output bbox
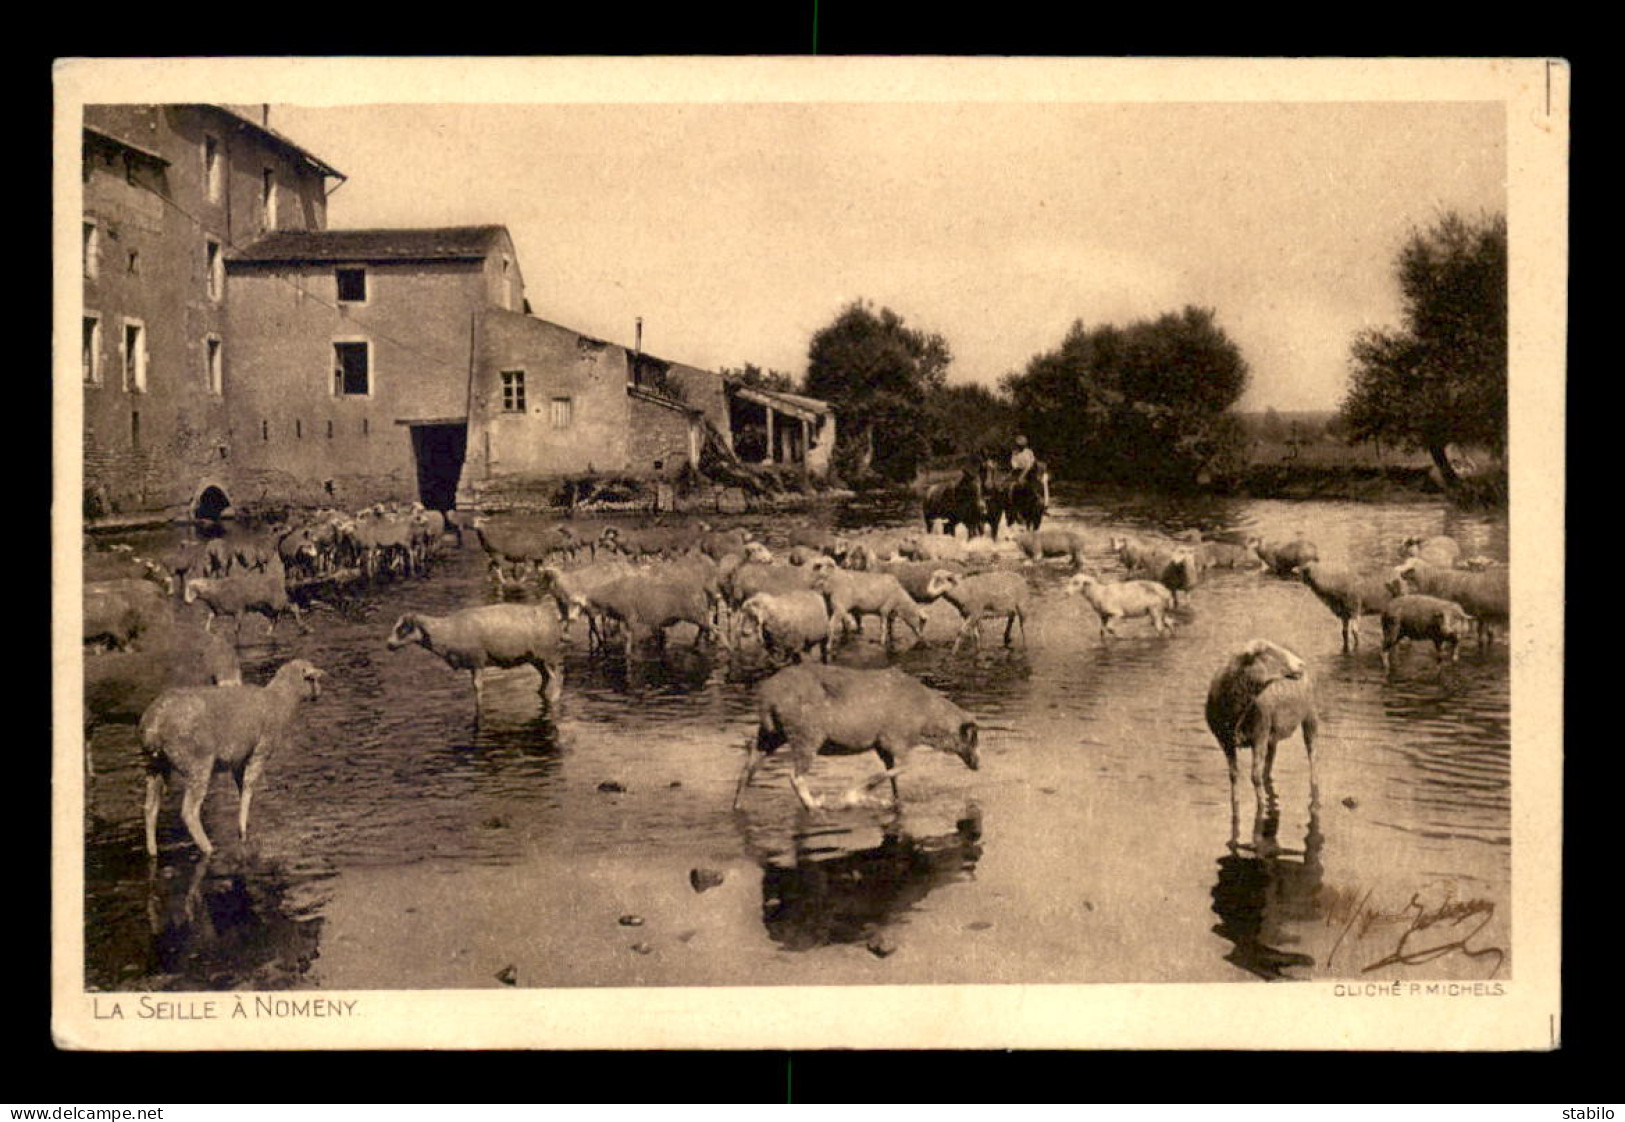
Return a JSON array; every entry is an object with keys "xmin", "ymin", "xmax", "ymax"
[{"xmin": 1010, "ymin": 435, "xmax": 1051, "ymax": 509}]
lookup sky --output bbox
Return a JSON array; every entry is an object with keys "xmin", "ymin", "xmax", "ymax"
[{"xmin": 275, "ymin": 99, "xmax": 1505, "ymax": 412}]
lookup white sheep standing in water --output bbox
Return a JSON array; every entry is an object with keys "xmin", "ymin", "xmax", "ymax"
[
  {"xmin": 1063, "ymin": 572, "xmax": 1175, "ymax": 637},
  {"xmin": 139, "ymin": 657, "xmax": 325, "ymax": 856},
  {"xmin": 1205, "ymin": 640, "xmax": 1320, "ymax": 813}
]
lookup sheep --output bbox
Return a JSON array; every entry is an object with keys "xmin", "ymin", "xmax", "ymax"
[
  {"xmin": 809, "ymin": 568, "xmax": 927, "ymax": 649},
  {"xmin": 1256, "ymin": 537, "xmax": 1321, "ymax": 577},
  {"xmin": 183, "ymin": 572, "xmax": 304, "ymax": 638},
  {"xmin": 84, "ymin": 579, "xmax": 170, "ymax": 651},
  {"xmin": 582, "ymin": 574, "xmax": 723, "ymax": 660},
  {"xmin": 1379, "ymin": 594, "xmax": 1477, "ymax": 673},
  {"xmin": 83, "ymin": 548, "xmax": 174, "ymax": 594},
  {"xmin": 1012, "ymin": 528, "xmax": 1087, "ymax": 568},
  {"xmin": 786, "ymin": 544, "xmax": 832, "ymax": 567},
  {"xmin": 1199, "ymin": 538, "xmax": 1264, "ymax": 570},
  {"xmin": 898, "ymin": 533, "xmax": 967, "ymax": 563},
  {"xmin": 387, "ymin": 604, "xmax": 565, "ymax": 717},
  {"xmin": 1062, "ymin": 573, "xmax": 1174, "ymax": 637},
  {"xmin": 1400, "ymin": 535, "xmax": 1463, "ymax": 568},
  {"xmin": 926, "ymin": 570, "xmax": 1031, "ymax": 651},
  {"xmin": 877, "ymin": 559, "xmax": 967, "ymax": 603},
  {"xmin": 698, "ymin": 527, "xmax": 754, "ymax": 561},
  {"xmin": 1392, "ymin": 558, "xmax": 1510, "ymax": 649},
  {"xmin": 1134, "ymin": 547, "xmax": 1202, "ymax": 607},
  {"xmin": 139, "ymin": 657, "xmax": 324, "ymax": 856},
  {"xmin": 723, "ymin": 559, "xmax": 820, "ymax": 609},
  {"xmin": 1109, "ymin": 535, "xmax": 1162, "ymax": 572},
  {"xmin": 735, "ymin": 663, "xmax": 980, "ymax": 811},
  {"xmin": 1205, "ymin": 639, "xmax": 1320, "ymax": 809},
  {"xmin": 1297, "ymin": 562, "xmax": 1397, "ymax": 651},
  {"xmin": 534, "ymin": 561, "xmax": 640, "ymax": 645},
  {"xmin": 734, "ymin": 590, "xmax": 832, "ymax": 664}
]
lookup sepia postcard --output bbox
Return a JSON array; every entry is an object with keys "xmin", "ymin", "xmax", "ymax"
[{"xmin": 52, "ymin": 56, "xmax": 1567, "ymax": 1051}]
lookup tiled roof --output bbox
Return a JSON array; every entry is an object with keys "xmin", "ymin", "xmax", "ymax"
[
  {"xmin": 211, "ymin": 105, "xmax": 345, "ymax": 179},
  {"xmin": 230, "ymin": 226, "xmax": 510, "ymax": 264}
]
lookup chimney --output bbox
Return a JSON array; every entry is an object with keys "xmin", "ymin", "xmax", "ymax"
[
  {"xmin": 635, "ymin": 317, "xmax": 643, "ymax": 357},
  {"xmin": 262, "ymin": 104, "xmax": 270, "ymax": 127}
]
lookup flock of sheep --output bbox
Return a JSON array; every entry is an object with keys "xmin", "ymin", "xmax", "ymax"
[{"xmin": 84, "ymin": 502, "xmax": 1509, "ymax": 861}]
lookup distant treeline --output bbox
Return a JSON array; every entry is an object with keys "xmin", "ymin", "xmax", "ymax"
[{"xmin": 725, "ymin": 209, "xmax": 1504, "ymax": 503}]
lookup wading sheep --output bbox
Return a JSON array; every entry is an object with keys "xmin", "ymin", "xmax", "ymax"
[
  {"xmin": 387, "ymin": 604, "xmax": 564, "ymax": 717},
  {"xmin": 1297, "ymin": 562, "xmax": 1397, "ymax": 651},
  {"xmin": 534, "ymin": 561, "xmax": 640, "ymax": 646},
  {"xmin": 926, "ymin": 570, "xmax": 1031, "ymax": 651},
  {"xmin": 1199, "ymin": 538, "xmax": 1264, "ymax": 570},
  {"xmin": 1400, "ymin": 535, "xmax": 1463, "ymax": 568},
  {"xmin": 139, "ymin": 657, "xmax": 324, "ymax": 856},
  {"xmin": 1379, "ymin": 594, "xmax": 1477, "ymax": 673},
  {"xmin": 1132, "ymin": 547, "xmax": 1202, "ymax": 607},
  {"xmin": 183, "ymin": 572, "xmax": 305, "ymax": 638},
  {"xmin": 723, "ymin": 559, "xmax": 821, "ymax": 609},
  {"xmin": 1062, "ymin": 573, "xmax": 1174, "ymax": 637},
  {"xmin": 84, "ymin": 579, "xmax": 171, "ymax": 651},
  {"xmin": 735, "ymin": 663, "xmax": 980, "ymax": 811},
  {"xmin": 898, "ymin": 533, "xmax": 967, "ymax": 563},
  {"xmin": 878, "ymin": 559, "xmax": 967, "ymax": 603},
  {"xmin": 1012, "ymin": 528, "xmax": 1087, "ymax": 568},
  {"xmin": 583, "ymin": 574, "xmax": 723, "ymax": 661},
  {"xmin": 810, "ymin": 568, "xmax": 927, "ymax": 649},
  {"xmin": 1205, "ymin": 639, "xmax": 1319, "ymax": 809},
  {"xmin": 1392, "ymin": 559, "xmax": 1509, "ymax": 650},
  {"xmin": 734, "ymin": 590, "xmax": 832, "ymax": 664},
  {"xmin": 1256, "ymin": 537, "xmax": 1321, "ymax": 578}
]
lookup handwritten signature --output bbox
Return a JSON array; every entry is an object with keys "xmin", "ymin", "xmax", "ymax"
[{"xmin": 1325, "ymin": 883, "xmax": 1506, "ymax": 977}]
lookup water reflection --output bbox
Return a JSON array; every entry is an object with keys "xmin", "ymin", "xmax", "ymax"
[
  {"xmin": 1210, "ymin": 786, "xmax": 1325, "ymax": 981},
  {"xmin": 751, "ymin": 804, "xmax": 984, "ymax": 951},
  {"xmin": 86, "ymin": 844, "xmax": 324, "ymax": 991}
]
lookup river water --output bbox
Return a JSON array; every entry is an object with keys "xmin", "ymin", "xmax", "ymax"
[{"xmin": 80, "ymin": 486, "xmax": 1510, "ymax": 990}]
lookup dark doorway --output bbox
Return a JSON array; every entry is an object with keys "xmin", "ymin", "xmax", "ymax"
[
  {"xmin": 410, "ymin": 424, "xmax": 467, "ymax": 511},
  {"xmin": 194, "ymin": 486, "xmax": 230, "ymax": 521}
]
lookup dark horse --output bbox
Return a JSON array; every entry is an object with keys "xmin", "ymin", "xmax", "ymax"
[
  {"xmin": 922, "ymin": 459, "xmax": 993, "ymax": 538},
  {"xmin": 987, "ymin": 460, "xmax": 1049, "ymax": 534}
]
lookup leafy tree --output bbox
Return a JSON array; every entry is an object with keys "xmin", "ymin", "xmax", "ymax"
[
  {"xmin": 923, "ymin": 382, "xmax": 1017, "ymax": 461},
  {"xmin": 1339, "ymin": 211, "xmax": 1506, "ymax": 486},
  {"xmin": 720, "ymin": 363, "xmax": 798, "ymax": 394},
  {"xmin": 1002, "ymin": 306, "xmax": 1250, "ymax": 487},
  {"xmin": 805, "ymin": 300, "xmax": 951, "ymax": 481}
]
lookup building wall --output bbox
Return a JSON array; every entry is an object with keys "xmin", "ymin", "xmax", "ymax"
[
  {"xmin": 81, "ymin": 105, "xmax": 329, "ymax": 516},
  {"xmin": 467, "ymin": 309, "xmax": 631, "ymax": 487},
  {"xmin": 223, "ymin": 259, "xmax": 487, "ymax": 505},
  {"xmin": 664, "ymin": 362, "xmax": 729, "ymax": 438},
  {"xmin": 627, "ymin": 396, "xmax": 700, "ymax": 477}
]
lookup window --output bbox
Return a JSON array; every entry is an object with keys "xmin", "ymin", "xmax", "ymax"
[
  {"xmin": 126, "ymin": 249, "xmax": 140, "ymax": 275},
  {"xmin": 296, "ymin": 419, "xmax": 303, "ymax": 439},
  {"xmin": 130, "ymin": 410, "xmax": 140, "ymax": 449},
  {"xmin": 326, "ymin": 420, "xmax": 334, "ymax": 439},
  {"xmin": 336, "ymin": 267, "xmax": 367, "ymax": 303},
  {"xmin": 333, "ymin": 341, "xmax": 370, "ymax": 396},
  {"xmin": 261, "ymin": 168, "xmax": 277, "ymax": 230},
  {"xmin": 550, "ymin": 397, "xmax": 573, "ymax": 429},
  {"xmin": 501, "ymin": 370, "xmax": 526, "ymax": 413},
  {"xmin": 83, "ymin": 221, "xmax": 99, "ymax": 280},
  {"xmin": 121, "ymin": 320, "xmax": 147, "ymax": 393},
  {"xmin": 205, "ymin": 336, "xmax": 222, "ymax": 395},
  {"xmin": 205, "ymin": 239, "xmax": 223, "ymax": 300},
  {"xmin": 203, "ymin": 135, "xmax": 222, "ymax": 203},
  {"xmin": 82, "ymin": 314, "xmax": 102, "ymax": 384},
  {"xmin": 262, "ymin": 419, "xmax": 269, "ymax": 441}
]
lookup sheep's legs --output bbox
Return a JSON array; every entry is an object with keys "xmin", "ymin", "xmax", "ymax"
[
  {"xmin": 731, "ymin": 745, "xmax": 765, "ymax": 810},
  {"xmin": 535, "ymin": 659, "xmax": 564, "ymax": 709},
  {"xmin": 179, "ymin": 780, "xmax": 214, "ymax": 855},
  {"xmin": 235, "ymin": 753, "xmax": 266, "ymax": 844},
  {"xmin": 143, "ymin": 773, "xmax": 164, "ymax": 857},
  {"xmin": 471, "ymin": 669, "xmax": 485, "ymax": 723}
]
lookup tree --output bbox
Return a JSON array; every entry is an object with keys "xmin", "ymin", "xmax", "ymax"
[
  {"xmin": 720, "ymin": 362, "xmax": 798, "ymax": 394},
  {"xmin": 1002, "ymin": 307, "xmax": 1250, "ymax": 487},
  {"xmin": 1339, "ymin": 211, "xmax": 1506, "ymax": 487},
  {"xmin": 804, "ymin": 300, "xmax": 952, "ymax": 481}
]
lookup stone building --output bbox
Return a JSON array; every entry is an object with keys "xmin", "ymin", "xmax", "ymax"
[
  {"xmin": 80, "ymin": 104, "xmax": 835, "ymax": 520},
  {"xmin": 81, "ymin": 104, "xmax": 342, "ymax": 517}
]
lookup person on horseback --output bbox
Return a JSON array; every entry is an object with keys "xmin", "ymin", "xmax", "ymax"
[{"xmin": 1010, "ymin": 435, "xmax": 1050, "ymax": 510}]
